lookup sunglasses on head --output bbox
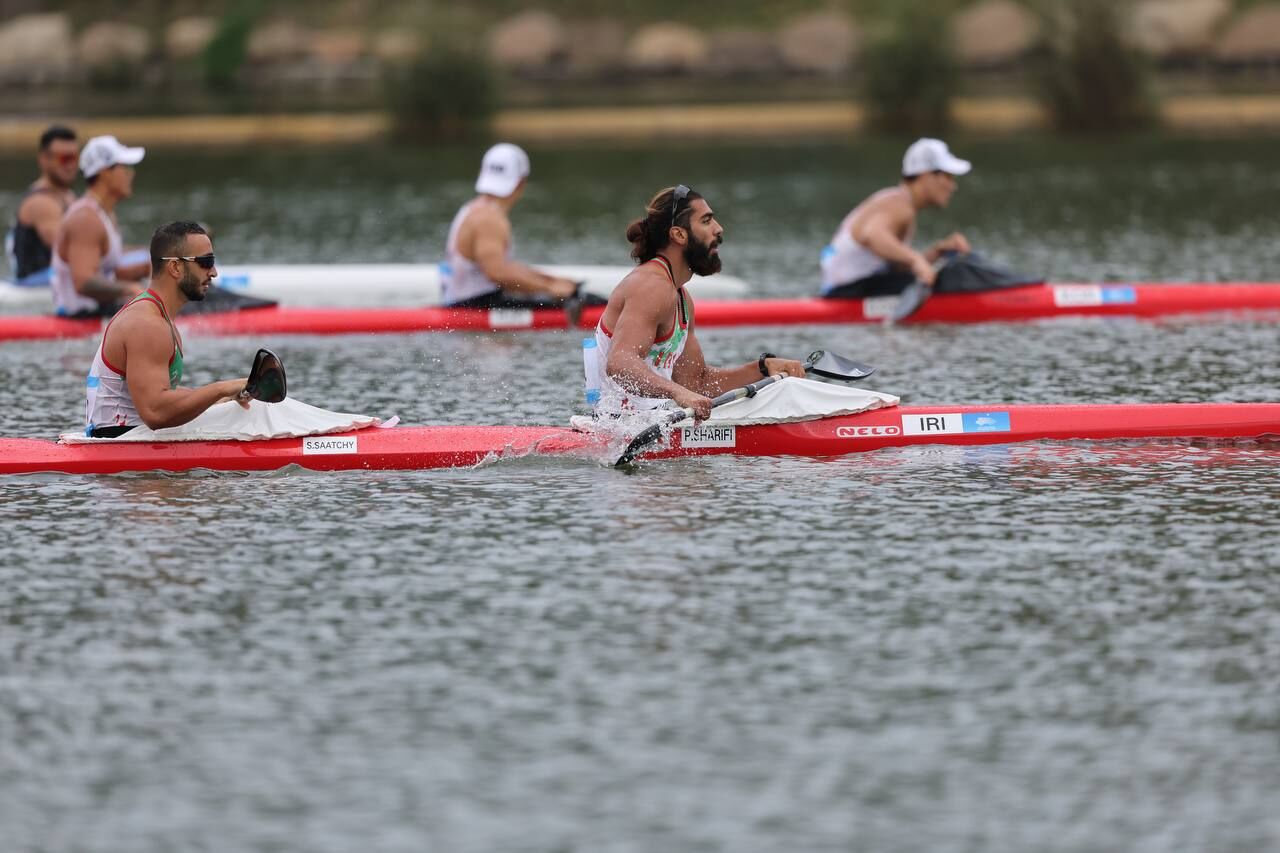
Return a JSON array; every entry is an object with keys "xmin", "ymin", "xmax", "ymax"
[
  {"xmin": 670, "ymin": 184, "xmax": 691, "ymax": 230},
  {"xmin": 161, "ymin": 254, "xmax": 216, "ymax": 270}
]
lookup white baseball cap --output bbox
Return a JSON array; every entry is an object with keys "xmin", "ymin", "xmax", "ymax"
[
  {"xmin": 80, "ymin": 135, "xmax": 145, "ymax": 178},
  {"xmin": 902, "ymin": 138, "xmax": 971, "ymax": 177},
  {"xmin": 475, "ymin": 143, "xmax": 530, "ymax": 197}
]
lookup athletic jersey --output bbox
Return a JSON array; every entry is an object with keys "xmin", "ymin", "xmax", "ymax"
[
  {"xmin": 50, "ymin": 194, "xmax": 125, "ymax": 316},
  {"xmin": 819, "ymin": 189, "xmax": 915, "ymax": 293},
  {"xmin": 585, "ymin": 257, "xmax": 691, "ymax": 410},
  {"xmin": 440, "ymin": 198, "xmax": 506, "ymax": 305},
  {"xmin": 85, "ymin": 290, "xmax": 184, "ymax": 434},
  {"xmin": 7, "ymin": 187, "xmax": 68, "ymax": 280}
]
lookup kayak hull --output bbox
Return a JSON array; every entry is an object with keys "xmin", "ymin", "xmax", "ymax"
[
  {"xmin": 4, "ymin": 403, "xmax": 1277, "ymax": 475},
  {"xmin": 4, "ymin": 283, "xmax": 1280, "ymax": 342},
  {"xmin": 0, "ymin": 263, "xmax": 748, "ymax": 310}
]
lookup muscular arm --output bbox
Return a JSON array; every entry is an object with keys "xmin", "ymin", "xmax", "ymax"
[
  {"xmin": 670, "ymin": 332, "xmax": 769, "ymax": 397},
  {"xmin": 469, "ymin": 210, "xmax": 575, "ymax": 298},
  {"xmin": 17, "ymin": 193, "xmax": 64, "ymax": 248},
  {"xmin": 121, "ymin": 316, "xmax": 245, "ymax": 429},
  {"xmin": 62, "ymin": 214, "xmax": 143, "ymax": 304},
  {"xmin": 114, "ymin": 256, "xmax": 152, "ymax": 281},
  {"xmin": 854, "ymin": 201, "xmax": 932, "ymax": 275},
  {"xmin": 605, "ymin": 287, "xmax": 702, "ymax": 402}
]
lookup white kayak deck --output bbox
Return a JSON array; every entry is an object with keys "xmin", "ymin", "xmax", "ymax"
[{"xmin": 0, "ymin": 262, "xmax": 750, "ymax": 310}]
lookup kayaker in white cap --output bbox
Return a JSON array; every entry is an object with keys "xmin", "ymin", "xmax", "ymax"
[
  {"xmin": 439, "ymin": 142, "xmax": 583, "ymax": 308},
  {"xmin": 50, "ymin": 134, "xmax": 151, "ymax": 316},
  {"xmin": 820, "ymin": 137, "xmax": 972, "ymax": 299}
]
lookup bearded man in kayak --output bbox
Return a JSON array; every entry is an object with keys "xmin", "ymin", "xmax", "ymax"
[
  {"xmin": 85, "ymin": 221, "xmax": 249, "ymax": 438},
  {"xmin": 820, "ymin": 137, "xmax": 972, "ymax": 299},
  {"xmin": 51, "ymin": 135, "xmax": 152, "ymax": 316},
  {"xmin": 440, "ymin": 143, "xmax": 584, "ymax": 309},
  {"xmin": 7, "ymin": 125, "xmax": 78, "ymax": 285},
  {"xmin": 588, "ymin": 185, "xmax": 806, "ymax": 419}
]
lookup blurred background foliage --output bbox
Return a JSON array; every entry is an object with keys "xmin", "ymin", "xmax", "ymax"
[{"xmin": 1, "ymin": 0, "xmax": 1275, "ymax": 137}]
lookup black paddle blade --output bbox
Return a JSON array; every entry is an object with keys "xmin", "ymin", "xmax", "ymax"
[
  {"xmin": 614, "ymin": 422, "xmax": 665, "ymax": 467},
  {"xmin": 244, "ymin": 348, "xmax": 287, "ymax": 403},
  {"xmin": 886, "ymin": 280, "xmax": 931, "ymax": 324},
  {"xmin": 806, "ymin": 350, "xmax": 876, "ymax": 380}
]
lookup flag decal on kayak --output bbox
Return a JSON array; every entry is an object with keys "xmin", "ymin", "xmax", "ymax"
[
  {"xmin": 679, "ymin": 425, "xmax": 737, "ymax": 448},
  {"xmin": 1052, "ymin": 285, "xmax": 1138, "ymax": 307},
  {"xmin": 901, "ymin": 412, "xmax": 1011, "ymax": 436},
  {"xmin": 303, "ymin": 436, "xmax": 358, "ymax": 454}
]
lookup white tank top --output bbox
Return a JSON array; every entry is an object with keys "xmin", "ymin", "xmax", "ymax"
[
  {"xmin": 51, "ymin": 195, "xmax": 124, "ymax": 316},
  {"xmin": 84, "ymin": 291, "xmax": 182, "ymax": 434},
  {"xmin": 440, "ymin": 199, "xmax": 506, "ymax": 305},
  {"xmin": 819, "ymin": 189, "xmax": 915, "ymax": 293},
  {"xmin": 583, "ymin": 258, "xmax": 691, "ymax": 411}
]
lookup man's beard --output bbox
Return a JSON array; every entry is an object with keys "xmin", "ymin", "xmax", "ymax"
[
  {"xmin": 179, "ymin": 268, "xmax": 206, "ymax": 301},
  {"xmin": 684, "ymin": 232, "xmax": 722, "ymax": 276}
]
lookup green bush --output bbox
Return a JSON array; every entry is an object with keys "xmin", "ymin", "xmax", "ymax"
[
  {"xmin": 384, "ymin": 45, "xmax": 500, "ymax": 140},
  {"xmin": 1031, "ymin": 0, "xmax": 1157, "ymax": 132},
  {"xmin": 202, "ymin": 3, "xmax": 258, "ymax": 92},
  {"xmin": 861, "ymin": 0, "xmax": 960, "ymax": 133}
]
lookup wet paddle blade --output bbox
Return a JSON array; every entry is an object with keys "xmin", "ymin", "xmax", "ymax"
[
  {"xmin": 886, "ymin": 280, "xmax": 931, "ymax": 325},
  {"xmin": 806, "ymin": 350, "xmax": 876, "ymax": 380},
  {"xmin": 612, "ymin": 348, "xmax": 875, "ymax": 467},
  {"xmin": 614, "ymin": 422, "xmax": 665, "ymax": 467},
  {"xmin": 244, "ymin": 348, "xmax": 287, "ymax": 403}
]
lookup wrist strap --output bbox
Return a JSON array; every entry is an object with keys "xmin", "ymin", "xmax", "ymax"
[{"xmin": 758, "ymin": 352, "xmax": 776, "ymax": 378}]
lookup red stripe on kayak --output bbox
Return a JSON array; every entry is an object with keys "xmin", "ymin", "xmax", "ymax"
[
  {"xmin": 5, "ymin": 284, "xmax": 1280, "ymax": 342},
  {"xmin": 2, "ymin": 404, "xmax": 1277, "ymax": 475}
]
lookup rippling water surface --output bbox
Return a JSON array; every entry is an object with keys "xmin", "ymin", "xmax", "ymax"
[{"xmin": 3, "ymin": 138, "xmax": 1280, "ymax": 852}]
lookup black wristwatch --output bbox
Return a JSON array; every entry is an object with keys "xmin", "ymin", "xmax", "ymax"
[{"xmin": 758, "ymin": 352, "xmax": 776, "ymax": 377}]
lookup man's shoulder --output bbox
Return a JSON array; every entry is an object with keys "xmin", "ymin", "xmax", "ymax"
[
  {"xmin": 859, "ymin": 187, "xmax": 914, "ymax": 226},
  {"xmin": 62, "ymin": 204, "xmax": 104, "ymax": 233},
  {"xmin": 467, "ymin": 197, "xmax": 508, "ymax": 224},
  {"xmin": 865, "ymin": 186, "xmax": 911, "ymax": 210},
  {"xmin": 616, "ymin": 264, "xmax": 676, "ymax": 304},
  {"xmin": 17, "ymin": 190, "xmax": 63, "ymax": 220},
  {"xmin": 108, "ymin": 298, "xmax": 164, "ymax": 341}
]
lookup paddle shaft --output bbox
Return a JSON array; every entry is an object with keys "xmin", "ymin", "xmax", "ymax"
[
  {"xmin": 612, "ymin": 349, "xmax": 877, "ymax": 466},
  {"xmin": 614, "ymin": 370, "xmax": 801, "ymax": 466}
]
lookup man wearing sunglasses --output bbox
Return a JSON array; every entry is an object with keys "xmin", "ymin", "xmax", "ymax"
[
  {"xmin": 585, "ymin": 185, "xmax": 806, "ymax": 420},
  {"xmin": 820, "ymin": 137, "xmax": 972, "ymax": 299},
  {"xmin": 85, "ymin": 221, "xmax": 249, "ymax": 438},
  {"xmin": 6, "ymin": 125, "xmax": 79, "ymax": 286},
  {"xmin": 440, "ymin": 143, "xmax": 584, "ymax": 310},
  {"xmin": 50, "ymin": 135, "xmax": 151, "ymax": 317}
]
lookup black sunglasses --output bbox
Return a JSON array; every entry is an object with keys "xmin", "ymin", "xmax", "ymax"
[
  {"xmin": 160, "ymin": 254, "xmax": 216, "ymax": 270},
  {"xmin": 670, "ymin": 184, "xmax": 691, "ymax": 230}
]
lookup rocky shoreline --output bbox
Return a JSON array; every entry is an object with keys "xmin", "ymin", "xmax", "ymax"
[{"xmin": 1, "ymin": 2, "xmax": 1277, "ymax": 102}]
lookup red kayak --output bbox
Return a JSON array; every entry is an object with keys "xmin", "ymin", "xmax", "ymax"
[
  {"xmin": 4, "ymin": 403, "xmax": 1276, "ymax": 475},
  {"xmin": 3, "ymin": 282, "xmax": 1280, "ymax": 342}
]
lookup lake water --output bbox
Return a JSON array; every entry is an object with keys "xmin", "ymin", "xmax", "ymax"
[{"xmin": 2, "ymin": 137, "xmax": 1279, "ymax": 852}]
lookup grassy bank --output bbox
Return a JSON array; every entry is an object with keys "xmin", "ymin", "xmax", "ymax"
[{"xmin": 6, "ymin": 94, "xmax": 1280, "ymax": 152}]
